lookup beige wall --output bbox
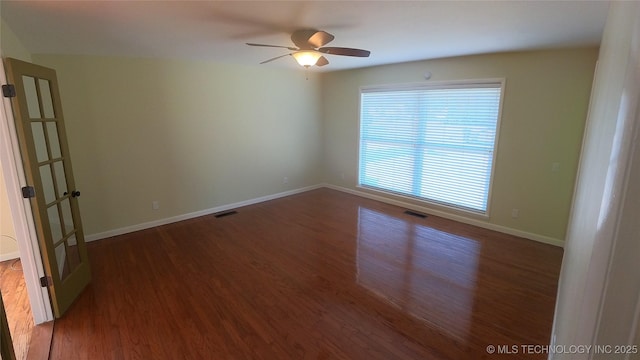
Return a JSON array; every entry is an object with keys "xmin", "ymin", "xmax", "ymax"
[
  {"xmin": 3, "ymin": 22, "xmax": 597, "ymax": 245},
  {"xmin": 322, "ymin": 48, "xmax": 598, "ymax": 242},
  {"xmin": 0, "ymin": 18, "xmax": 31, "ymax": 258},
  {"xmin": 1, "ymin": 18, "xmax": 32, "ymax": 62},
  {"xmin": 31, "ymin": 54, "xmax": 323, "ymax": 236}
]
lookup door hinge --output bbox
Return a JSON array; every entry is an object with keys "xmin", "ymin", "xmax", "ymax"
[
  {"xmin": 2, "ymin": 84, "xmax": 16, "ymax": 98},
  {"xmin": 21, "ymin": 186, "xmax": 36, "ymax": 198},
  {"xmin": 39, "ymin": 276, "xmax": 52, "ymax": 287}
]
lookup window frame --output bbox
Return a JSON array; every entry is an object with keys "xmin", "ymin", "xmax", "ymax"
[{"xmin": 356, "ymin": 78, "xmax": 506, "ymax": 217}]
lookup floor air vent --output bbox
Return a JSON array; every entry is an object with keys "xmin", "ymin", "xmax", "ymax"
[
  {"xmin": 404, "ymin": 210, "xmax": 427, "ymax": 219},
  {"xmin": 214, "ymin": 210, "xmax": 238, "ymax": 218}
]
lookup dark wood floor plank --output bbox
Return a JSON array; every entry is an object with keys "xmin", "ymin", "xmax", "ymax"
[{"xmin": 47, "ymin": 188, "xmax": 563, "ymax": 359}]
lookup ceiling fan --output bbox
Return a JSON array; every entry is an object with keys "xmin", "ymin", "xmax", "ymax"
[{"xmin": 246, "ymin": 29, "xmax": 371, "ymax": 68}]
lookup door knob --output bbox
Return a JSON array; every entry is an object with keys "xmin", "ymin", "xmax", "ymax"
[{"xmin": 64, "ymin": 190, "xmax": 81, "ymax": 198}]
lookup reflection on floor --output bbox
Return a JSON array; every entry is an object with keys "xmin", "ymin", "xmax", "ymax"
[
  {"xmin": 357, "ymin": 207, "xmax": 480, "ymax": 341},
  {"xmin": 0, "ymin": 259, "xmax": 34, "ymax": 360},
  {"xmin": 50, "ymin": 188, "xmax": 563, "ymax": 359}
]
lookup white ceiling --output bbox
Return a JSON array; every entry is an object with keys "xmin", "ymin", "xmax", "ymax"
[{"xmin": 1, "ymin": 1, "xmax": 609, "ymax": 72}]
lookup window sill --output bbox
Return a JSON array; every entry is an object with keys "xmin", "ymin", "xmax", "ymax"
[{"xmin": 356, "ymin": 185, "xmax": 491, "ymax": 220}]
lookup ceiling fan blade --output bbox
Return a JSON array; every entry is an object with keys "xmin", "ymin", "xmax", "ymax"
[
  {"xmin": 318, "ymin": 47, "xmax": 371, "ymax": 57},
  {"xmin": 308, "ymin": 31, "xmax": 334, "ymax": 48},
  {"xmin": 260, "ymin": 53, "xmax": 292, "ymax": 64},
  {"xmin": 291, "ymin": 29, "xmax": 321, "ymax": 49},
  {"xmin": 247, "ymin": 43, "xmax": 298, "ymax": 51},
  {"xmin": 316, "ymin": 56, "xmax": 329, "ymax": 67}
]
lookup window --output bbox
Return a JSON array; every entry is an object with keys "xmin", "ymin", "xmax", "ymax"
[{"xmin": 358, "ymin": 80, "xmax": 503, "ymax": 214}]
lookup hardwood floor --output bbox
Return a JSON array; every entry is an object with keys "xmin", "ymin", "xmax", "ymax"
[
  {"xmin": 50, "ymin": 188, "xmax": 563, "ymax": 359},
  {"xmin": 0, "ymin": 259, "xmax": 34, "ymax": 360},
  {"xmin": 0, "ymin": 259, "xmax": 67, "ymax": 360}
]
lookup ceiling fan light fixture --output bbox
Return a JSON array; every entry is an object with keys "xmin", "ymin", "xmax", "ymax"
[
  {"xmin": 248, "ymin": 29, "xmax": 370, "ymax": 68},
  {"xmin": 292, "ymin": 51, "xmax": 322, "ymax": 67}
]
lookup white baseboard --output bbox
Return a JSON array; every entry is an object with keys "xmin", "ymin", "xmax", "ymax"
[
  {"xmin": 323, "ymin": 183, "xmax": 565, "ymax": 248},
  {"xmin": 85, "ymin": 184, "xmax": 324, "ymax": 242},
  {"xmin": 0, "ymin": 251, "xmax": 20, "ymax": 262},
  {"xmin": 85, "ymin": 183, "xmax": 564, "ymax": 248}
]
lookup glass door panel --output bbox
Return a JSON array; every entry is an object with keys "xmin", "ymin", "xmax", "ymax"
[
  {"xmin": 6, "ymin": 57, "xmax": 91, "ymax": 317},
  {"xmin": 21, "ymin": 75, "xmax": 41, "ymax": 119},
  {"xmin": 38, "ymin": 79, "xmax": 55, "ymax": 118},
  {"xmin": 31, "ymin": 122, "xmax": 48, "ymax": 161}
]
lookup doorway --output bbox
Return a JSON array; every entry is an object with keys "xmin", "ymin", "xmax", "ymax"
[
  {"xmin": 1, "ymin": 127, "xmax": 35, "ymax": 359},
  {"xmin": 0, "ymin": 59, "xmax": 53, "ymax": 358},
  {"xmin": 1, "ymin": 56, "xmax": 94, "ymax": 358},
  {"xmin": 0, "ymin": 119, "xmax": 37, "ymax": 360},
  {"xmin": 4, "ymin": 57, "xmax": 93, "ymax": 319}
]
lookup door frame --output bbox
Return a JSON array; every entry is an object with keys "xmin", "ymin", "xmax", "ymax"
[{"xmin": 0, "ymin": 58, "xmax": 54, "ymax": 324}]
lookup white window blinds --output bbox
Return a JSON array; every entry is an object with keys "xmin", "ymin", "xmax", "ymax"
[{"xmin": 358, "ymin": 81, "xmax": 503, "ymax": 214}]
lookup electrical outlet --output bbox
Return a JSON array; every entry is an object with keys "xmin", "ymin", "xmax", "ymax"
[
  {"xmin": 511, "ymin": 208, "xmax": 519, "ymax": 218},
  {"xmin": 152, "ymin": 201, "xmax": 160, "ymax": 210},
  {"xmin": 340, "ymin": 173, "xmax": 345, "ymax": 180},
  {"xmin": 283, "ymin": 177, "xmax": 288, "ymax": 184}
]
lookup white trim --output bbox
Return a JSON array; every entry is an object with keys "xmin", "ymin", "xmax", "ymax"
[
  {"xmin": 356, "ymin": 184, "xmax": 490, "ymax": 220},
  {"xmin": 324, "ymin": 183, "xmax": 565, "ymax": 247},
  {"xmin": 85, "ymin": 184, "xmax": 323, "ymax": 242},
  {"xmin": 593, "ymin": 4, "xmax": 640, "ymax": 354},
  {"xmin": 360, "ymin": 77, "xmax": 507, "ymax": 93},
  {"xmin": 486, "ymin": 78, "xmax": 507, "ymax": 218},
  {"xmin": 0, "ymin": 251, "xmax": 20, "ymax": 262},
  {"xmin": 85, "ymin": 183, "xmax": 564, "ymax": 248},
  {"xmin": 0, "ymin": 59, "xmax": 54, "ymax": 323}
]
